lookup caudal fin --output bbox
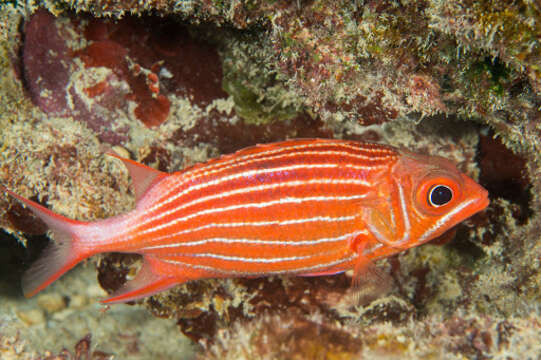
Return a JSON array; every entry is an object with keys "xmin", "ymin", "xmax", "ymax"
[{"xmin": 2, "ymin": 186, "xmax": 89, "ymax": 297}]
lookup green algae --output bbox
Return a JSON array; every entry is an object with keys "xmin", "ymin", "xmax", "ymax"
[
  {"xmin": 467, "ymin": 57, "xmax": 510, "ymax": 98},
  {"xmin": 222, "ymin": 76, "xmax": 299, "ymax": 125},
  {"xmin": 221, "ymin": 33, "xmax": 305, "ymax": 126}
]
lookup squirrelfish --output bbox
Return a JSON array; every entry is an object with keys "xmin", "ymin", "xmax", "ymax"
[{"xmin": 3, "ymin": 139, "xmax": 489, "ymax": 303}]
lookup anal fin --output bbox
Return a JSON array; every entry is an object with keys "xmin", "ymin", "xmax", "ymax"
[{"xmin": 101, "ymin": 256, "xmax": 183, "ymax": 304}]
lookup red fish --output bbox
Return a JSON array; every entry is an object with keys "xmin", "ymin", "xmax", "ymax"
[{"xmin": 3, "ymin": 139, "xmax": 489, "ymax": 303}]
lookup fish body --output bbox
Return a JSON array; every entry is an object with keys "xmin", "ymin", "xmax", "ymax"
[{"xmin": 3, "ymin": 139, "xmax": 489, "ymax": 303}]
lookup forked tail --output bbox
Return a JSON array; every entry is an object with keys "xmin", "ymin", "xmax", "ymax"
[{"xmin": 2, "ymin": 186, "xmax": 92, "ymax": 297}]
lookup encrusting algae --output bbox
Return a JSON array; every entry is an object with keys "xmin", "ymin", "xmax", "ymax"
[{"xmin": 0, "ymin": 1, "xmax": 540, "ymax": 359}]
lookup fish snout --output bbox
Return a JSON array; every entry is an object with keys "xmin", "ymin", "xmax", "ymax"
[{"xmin": 473, "ymin": 187, "xmax": 490, "ymax": 215}]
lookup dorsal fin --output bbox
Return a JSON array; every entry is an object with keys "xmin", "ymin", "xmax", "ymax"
[{"xmin": 106, "ymin": 152, "xmax": 167, "ymax": 202}]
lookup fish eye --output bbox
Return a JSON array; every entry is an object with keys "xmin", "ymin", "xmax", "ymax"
[{"xmin": 428, "ymin": 185, "xmax": 453, "ymax": 207}]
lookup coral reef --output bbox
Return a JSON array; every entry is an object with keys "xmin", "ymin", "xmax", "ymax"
[{"xmin": 0, "ymin": 0, "xmax": 539, "ymax": 359}]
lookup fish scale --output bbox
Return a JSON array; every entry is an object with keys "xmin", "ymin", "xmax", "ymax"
[
  {"xmin": 128, "ymin": 151, "xmax": 383, "ymax": 257},
  {"xmin": 122, "ymin": 144, "xmax": 388, "ymax": 251},
  {"xmin": 2, "ymin": 138, "xmax": 489, "ymax": 303}
]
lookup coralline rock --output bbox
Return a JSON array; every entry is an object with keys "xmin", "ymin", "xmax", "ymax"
[
  {"xmin": 14, "ymin": 1, "xmax": 541, "ymax": 130},
  {"xmin": 0, "ymin": 1, "xmax": 540, "ymax": 359},
  {"xmin": 429, "ymin": 1, "xmax": 541, "ymax": 94},
  {"xmin": 22, "ymin": 10, "xmax": 227, "ymax": 144},
  {"xmin": 22, "ymin": 10, "xmax": 71, "ymax": 115},
  {"xmin": 19, "ymin": 8, "xmax": 327, "ymax": 158},
  {"xmin": 203, "ymin": 313, "xmax": 541, "ymax": 359},
  {"xmin": 0, "ymin": 332, "xmax": 111, "ymax": 360}
]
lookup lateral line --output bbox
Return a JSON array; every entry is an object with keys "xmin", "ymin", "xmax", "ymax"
[{"xmin": 139, "ymin": 214, "xmax": 358, "ymax": 242}]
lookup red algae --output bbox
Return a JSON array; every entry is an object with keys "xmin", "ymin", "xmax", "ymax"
[
  {"xmin": 134, "ymin": 94, "xmax": 170, "ymax": 128},
  {"xmin": 21, "ymin": 10, "xmax": 227, "ymax": 139},
  {"xmin": 83, "ymin": 81, "xmax": 108, "ymax": 98},
  {"xmin": 78, "ymin": 16, "xmax": 226, "ymax": 111},
  {"xmin": 76, "ymin": 41, "xmax": 128, "ymax": 70},
  {"xmin": 20, "ymin": 9, "xmax": 334, "ymax": 152},
  {"xmin": 74, "ymin": 26, "xmax": 172, "ymax": 128}
]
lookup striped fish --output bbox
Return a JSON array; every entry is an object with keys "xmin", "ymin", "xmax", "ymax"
[{"xmin": 3, "ymin": 139, "xmax": 489, "ymax": 303}]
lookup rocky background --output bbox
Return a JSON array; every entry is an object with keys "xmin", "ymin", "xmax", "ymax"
[{"xmin": 0, "ymin": 1, "xmax": 540, "ymax": 359}]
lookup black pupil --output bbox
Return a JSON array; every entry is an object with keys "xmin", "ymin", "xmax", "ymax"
[{"xmin": 430, "ymin": 185, "xmax": 452, "ymax": 206}]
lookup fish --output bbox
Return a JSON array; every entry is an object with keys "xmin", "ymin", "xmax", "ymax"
[{"xmin": 2, "ymin": 138, "xmax": 489, "ymax": 304}]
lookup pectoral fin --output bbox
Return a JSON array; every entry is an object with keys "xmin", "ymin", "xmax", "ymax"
[{"xmin": 349, "ymin": 238, "xmax": 392, "ymax": 305}]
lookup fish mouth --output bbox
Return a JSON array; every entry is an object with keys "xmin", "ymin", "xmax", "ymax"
[
  {"xmin": 469, "ymin": 186, "xmax": 490, "ymax": 217},
  {"xmin": 478, "ymin": 190, "xmax": 490, "ymax": 211},
  {"xmin": 460, "ymin": 173, "xmax": 490, "ymax": 217}
]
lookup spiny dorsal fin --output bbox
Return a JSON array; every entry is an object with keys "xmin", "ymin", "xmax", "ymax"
[{"xmin": 106, "ymin": 152, "xmax": 167, "ymax": 202}]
